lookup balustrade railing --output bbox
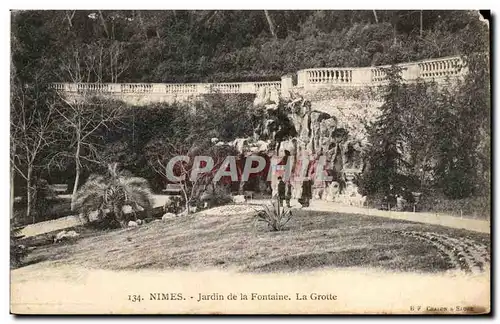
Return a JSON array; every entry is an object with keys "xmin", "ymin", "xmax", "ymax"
[
  {"xmin": 298, "ymin": 68, "xmax": 354, "ymax": 86},
  {"xmin": 297, "ymin": 55, "xmax": 465, "ymax": 88},
  {"xmin": 417, "ymin": 56, "xmax": 464, "ymax": 80},
  {"xmin": 51, "ymin": 81, "xmax": 281, "ymax": 96},
  {"xmin": 51, "ymin": 56, "xmax": 465, "ymax": 98},
  {"xmin": 165, "ymin": 83, "xmax": 198, "ymax": 94}
]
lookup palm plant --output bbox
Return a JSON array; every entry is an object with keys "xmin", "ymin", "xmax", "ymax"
[{"xmin": 73, "ymin": 162, "xmax": 153, "ymax": 228}]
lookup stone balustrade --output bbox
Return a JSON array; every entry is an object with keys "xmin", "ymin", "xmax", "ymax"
[
  {"xmin": 52, "ymin": 81, "xmax": 282, "ymax": 95},
  {"xmin": 51, "ymin": 56, "xmax": 465, "ymax": 104},
  {"xmin": 417, "ymin": 56, "xmax": 464, "ymax": 80},
  {"xmin": 297, "ymin": 55, "xmax": 465, "ymax": 89}
]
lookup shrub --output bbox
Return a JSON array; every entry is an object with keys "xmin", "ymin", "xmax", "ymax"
[
  {"xmin": 418, "ymin": 193, "xmax": 490, "ymax": 219},
  {"xmin": 10, "ymin": 225, "xmax": 29, "ymax": 268},
  {"xmin": 208, "ymin": 185, "xmax": 233, "ymax": 207},
  {"xmin": 199, "ymin": 185, "xmax": 233, "ymax": 209},
  {"xmin": 255, "ymin": 200, "xmax": 292, "ymax": 231},
  {"xmin": 164, "ymin": 196, "xmax": 184, "ymax": 214}
]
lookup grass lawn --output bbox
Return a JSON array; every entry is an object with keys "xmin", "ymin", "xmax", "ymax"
[{"xmin": 22, "ymin": 206, "xmax": 491, "ymax": 274}]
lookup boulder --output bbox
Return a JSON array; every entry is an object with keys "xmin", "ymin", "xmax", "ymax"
[
  {"xmin": 54, "ymin": 230, "xmax": 80, "ymax": 243},
  {"xmin": 162, "ymin": 213, "xmax": 176, "ymax": 220},
  {"xmin": 136, "ymin": 219, "xmax": 143, "ymax": 225},
  {"xmin": 232, "ymin": 195, "xmax": 246, "ymax": 204},
  {"xmin": 177, "ymin": 210, "xmax": 188, "ymax": 217},
  {"xmin": 128, "ymin": 221, "xmax": 138, "ymax": 227},
  {"xmin": 122, "ymin": 205, "xmax": 133, "ymax": 214}
]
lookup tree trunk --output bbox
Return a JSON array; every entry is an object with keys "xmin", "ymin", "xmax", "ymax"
[
  {"xmin": 420, "ymin": 10, "xmax": 423, "ymax": 38},
  {"xmin": 26, "ymin": 165, "xmax": 33, "ymax": 223},
  {"xmin": 71, "ymin": 140, "xmax": 81, "ymax": 211},
  {"xmin": 98, "ymin": 10, "xmax": 110, "ymax": 39},
  {"xmin": 10, "ymin": 143, "xmax": 15, "ymax": 220},
  {"xmin": 372, "ymin": 10, "xmax": 379, "ymax": 23},
  {"xmin": 238, "ymin": 181, "xmax": 246, "ymax": 195},
  {"xmin": 181, "ymin": 183, "xmax": 190, "ymax": 214},
  {"xmin": 264, "ymin": 10, "xmax": 277, "ymax": 39},
  {"xmin": 391, "ymin": 12, "xmax": 400, "ymax": 46}
]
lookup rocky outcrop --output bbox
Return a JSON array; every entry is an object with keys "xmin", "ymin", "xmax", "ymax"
[
  {"xmin": 209, "ymin": 88, "xmax": 373, "ymax": 203},
  {"xmin": 250, "ymin": 89, "xmax": 375, "ymax": 201}
]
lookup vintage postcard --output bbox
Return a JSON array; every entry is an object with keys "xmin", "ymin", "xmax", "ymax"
[{"xmin": 10, "ymin": 9, "xmax": 491, "ymax": 315}]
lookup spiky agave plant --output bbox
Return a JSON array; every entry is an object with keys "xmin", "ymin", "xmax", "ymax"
[
  {"xmin": 73, "ymin": 163, "xmax": 153, "ymax": 228},
  {"xmin": 254, "ymin": 200, "xmax": 292, "ymax": 231}
]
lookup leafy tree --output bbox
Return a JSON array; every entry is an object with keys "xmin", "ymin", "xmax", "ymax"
[
  {"xmin": 432, "ymin": 53, "xmax": 490, "ymax": 199},
  {"xmin": 360, "ymin": 66, "xmax": 411, "ymax": 198}
]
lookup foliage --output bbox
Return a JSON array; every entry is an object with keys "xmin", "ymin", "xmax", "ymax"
[
  {"xmin": 417, "ymin": 193, "xmax": 490, "ymax": 219},
  {"xmin": 163, "ymin": 196, "xmax": 183, "ymax": 214},
  {"xmin": 31, "ymin": 178, "xmax": 58, "ymax": 220},
  {"xmin": 10, "ymin": 225, "xmax": 29, "ymax": 268},
  {"xmin": 360, "ymin": 66, "xmax": 411, "ymax": 197},
  {"xmin": 199, "ymin": 184, "xmax": 233, "ymax": 209},
  {"xmin": 73, "ymin": 162, "xmax": 153, "ymax": 228},
  {"xmin": 11, "ymin": 10, "xmax": 487, "ymax": 83},
  {"xmin": 432, "ymin": 53, "xmax": 490, "ymax": 199},
  {"xmin": 360, "ymin": 50, "xmax": 490, "ymax": 205},
  {"xmin": 255, "ymin": 200, "xmax": 292, "ymax": 231}
]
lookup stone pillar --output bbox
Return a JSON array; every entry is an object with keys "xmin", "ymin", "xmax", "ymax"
[
  {"xmin": 281, "ymin": 74, "xmax": 294, "ymax": 99},
  {"xmin": 406, "ymin": 64, "xmax": 420, "ymax": 81}
]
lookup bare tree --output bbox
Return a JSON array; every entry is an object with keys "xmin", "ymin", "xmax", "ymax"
[
  {"xmin": 145, "ymin": 139, "xmax": 232, "ymax": 213},
  {"xmin": 11, "ymin": 83, "xmax": 58, "ymax": 223},
  {"xmin": 58, "ymin": 42, "xmax": 129, "ymax": 84},
  {"xmin": 52, "ymin": 43, "xmax": 127, "ymax": 211},
  {"xmin": 52, "ymin": 94, "xmax": 123, "ymax": 211},
  {"xmin": 108, "ymin": 42, "xmax": 130, "ymax": 83}
]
